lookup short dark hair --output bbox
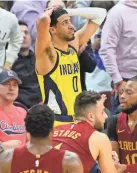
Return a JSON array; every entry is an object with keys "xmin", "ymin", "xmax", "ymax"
[
  {"xmin": 74, "ymin": 91, "xmax": 101, "ymax": 118},
  {"xmin": 25, "ymin": 104, "xmax": 55, "ymax": 138},
  {"xmin": 18, "ymin": 21, "xmax": 28, "ymax": 27},
  {"xmin": 50, "ymin": 6, "xmax": 68, "ymax": 26}
]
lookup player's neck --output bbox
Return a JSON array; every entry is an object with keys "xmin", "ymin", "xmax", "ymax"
[
  {"xmin": 128, "ymin": 111, "xmax": 137, "ymax": 131},
  {"xmin": 128, "ymin": 110, "xmax": 137, "ymax": 121},
  {"xmin": 30, "ymin": 137, "xmax": 51, "ymax": 146},
  {"xmin": 28, "ymin": 137, "xmax": 52, "ymax": 155},
  {"xmin": 52, "ymin": 37, "xmax": 69, "ymax": 52},
  {"xmin": 75, "ymin": 117, "xmax": 93, "ymax": 126}
]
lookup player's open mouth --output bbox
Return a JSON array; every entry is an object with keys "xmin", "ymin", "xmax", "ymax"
[
  {"xmin": 69, "ymin": 30, "xmax": 74, "ymax": 34},
  {"xmin": 120, "ymin": 102, "xmax": 126, "ymax": 107}
]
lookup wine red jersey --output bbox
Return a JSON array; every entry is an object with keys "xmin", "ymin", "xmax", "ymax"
[
  {"xmin": 117, "ymin": 113, "xmax": 137, "ymax": 165},
  {"xmin": 11, "ymin": 146, "xmax": 65, "ymax": 173},
  {"xmin": 52, "ymin": 121, "xmax": 96, "ymax": 173}
]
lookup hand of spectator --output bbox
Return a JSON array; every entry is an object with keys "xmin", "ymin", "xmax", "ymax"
[
  {"xmin": 92, "ymin": 37, "xmax": 101, "ymax": 51},
  {"xmin": 3, "ymin": 140, "xmax": 22, "ymax": 149},
  {"xmin": 101, "ymin": 94, "xmax": 107, "ymax": 103},
  {"xmin": 78, "ymin": 43, "xmax": 87, "ymax": 55},
  {"xmin": 115, "ymin": 163, "xmax": 127, "ymax": 173},
  {"xmin": 4, "ymin": 61, "xmax": 12, "ymax": 70},
  {"xmin": 112, "ymin": 151, "xmax": 119, "ymax": 164}
]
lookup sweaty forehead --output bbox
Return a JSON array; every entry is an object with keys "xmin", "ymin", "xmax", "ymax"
[
  {"xmin": 126, "ymin": 81, "xmax": 137, "ymax": 91},
  {"xmin": 57, "ymin": 14, "xmax": 70, "ymax": 23}
]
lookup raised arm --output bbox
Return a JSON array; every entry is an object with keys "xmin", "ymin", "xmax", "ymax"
[
  {"xmin": 67, "ymin": 7, "xmax": 107, "ymax": 50},
  {"xmin": 89, "ymin": 131, "xmax": 117, "ymax": 173},
  {"xmin": 35, "ymin": 8, "xmax": 57, "ymax": 75},
  {"xmin": 63, "ymin": 150, "xmax": 83, "ymax": 173}
]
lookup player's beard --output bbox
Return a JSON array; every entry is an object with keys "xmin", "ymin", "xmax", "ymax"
[
  {"xmin": 64, "ymin": 35, "xmax": 75, "ymax": 42},
  {"xmin": 122, "ymin": 102, "xmax": 137, "ymax": 114},
  {"xmin": 94, "ymin": 118, "xmax": 104, "ymax": 132}
]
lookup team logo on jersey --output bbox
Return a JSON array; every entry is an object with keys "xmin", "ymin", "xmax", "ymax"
[
  {"xmin": 35, "ymin": 160, "xmax": 39, "ymax": 167},
  {"xmin": 0, "ymin": 120, "xmax": 25, "ymax": 135},
  {"xmin": 117, "ymin": 129, "xmax": 125, "ymax": 133}
]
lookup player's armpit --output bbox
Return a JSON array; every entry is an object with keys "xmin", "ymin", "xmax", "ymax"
[
  {"xmin": 97, "ymin": 133, "xmax": 117, "ymax": 173},
  {"xmin": 36, "ymin": 44, "xmax": 57, "ymax": 75},
  {"xmin": 63, "ymin": 150, "xmax": 83, "ymax": 173}
]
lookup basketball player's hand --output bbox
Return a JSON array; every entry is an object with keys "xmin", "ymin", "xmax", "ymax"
[
  {"xmin": 38, "ymin": 7, "xmax": 54, "ymax": 26},
  {"xmin": 112, "ymin": 151, "xmax": 119, "ymax": 163},
  {"xmin": 44, "ymin": 7, "xmax": 54, "ymax": 16},
  {"xmin": 115, "ymin": 163, "xmax": 127, "ymax": 173},
  {"xmin": 3, "ymin": 140, "xmax": 21, "ymax": 149}
]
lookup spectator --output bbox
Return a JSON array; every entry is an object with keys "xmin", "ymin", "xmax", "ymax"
[
  {"xmin": 0, "ymin": 1, "xmax": 23, "ymax": 68},
  {"xmin": 0, "ymin": 68, "xmax": 27, "ymax": 149},
  {"xmin": 86, "ymin": 31, "xmax": 112, "ymax": 93},
  {"xmin": 12, "ymin": 21, "xmax": 41, "ymax": 109},
  {"xmin": 99, "ymin": 0, "xmax": 137, "ymax": 114},
  {"xmin": 11, "ymin": 1, "xmax": 47, "ymax": 51}
]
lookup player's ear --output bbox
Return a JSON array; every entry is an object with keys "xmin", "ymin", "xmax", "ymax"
[
  {"xmin": 49, "ymin": 27, "xmax": 56, "ymax": 34},
  {"xmin": 87, "ymin": 112, "xmax": 94, "ymax": 123}
]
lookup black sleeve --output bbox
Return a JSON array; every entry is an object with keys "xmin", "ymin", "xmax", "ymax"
[
  {"xmin": 79, "ymin": 40, "xmax": 96, "ymax": 73},
  {"xmin": 106, "ymin": 115, "xmax": 118, "ymax": 141}
]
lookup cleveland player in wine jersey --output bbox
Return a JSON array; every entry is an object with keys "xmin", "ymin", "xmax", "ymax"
[
  {"xmin": 0, "ymin": 104, "xmax": 83, "ymax": 173},
  {"xmin": 52, "ymin": 91, "xmax": 122, "ymax": 173},
  {"xmin": 36, "ymin": 6, "xmax": 107, "ymax": 126},
  {"xmin": 107, "ymin": 76, "xmax": 137, "ymax": 173}
]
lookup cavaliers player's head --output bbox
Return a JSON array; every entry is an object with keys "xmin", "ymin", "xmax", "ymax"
[
  {"xmin": 119, "ymin": 76, "xmax": 137, "ymax": 114},
  {"xmin": 25, "ymin": 104, "xmax": 55, "ymax": 139},
  {"xmin": 49, "ymin": 6, "xmax": 75, "ymax": 42},
  {"xmin": 74, "ymin": 91, "xmax": 107, "ymax": 131}
]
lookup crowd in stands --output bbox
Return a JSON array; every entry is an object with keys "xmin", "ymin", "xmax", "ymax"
[{"xmin": 0, "ymin": 0, "xmax": 137, "ymax": 173}]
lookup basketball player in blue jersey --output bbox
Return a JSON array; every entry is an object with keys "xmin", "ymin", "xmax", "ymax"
[{"xmin": 35, "ymin": 6, "xmax": 107, "ymax": 126}]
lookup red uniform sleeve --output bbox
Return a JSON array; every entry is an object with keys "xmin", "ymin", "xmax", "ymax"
[{"xmin": 126, "ymin": 164, "xmax": 137, "ymax": 173}]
